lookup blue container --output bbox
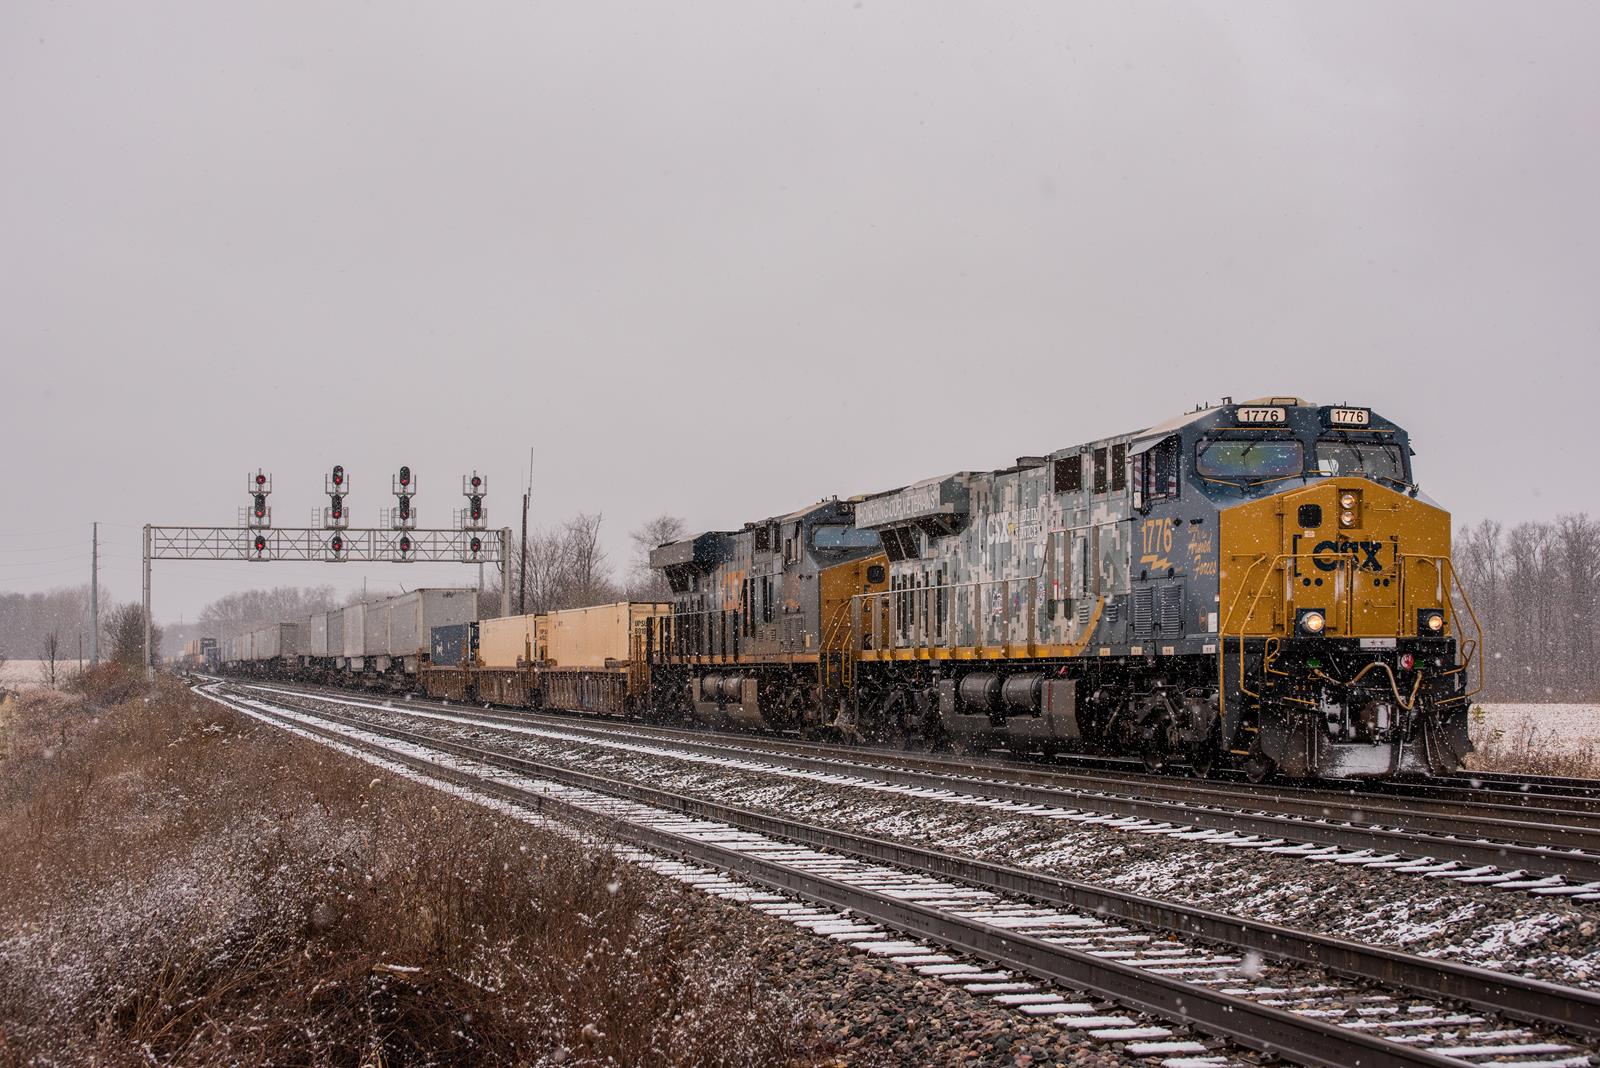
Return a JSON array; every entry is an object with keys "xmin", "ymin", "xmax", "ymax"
[{"xmin": 430, "ymin": 622, "xmax": 476, "ymax": 666}]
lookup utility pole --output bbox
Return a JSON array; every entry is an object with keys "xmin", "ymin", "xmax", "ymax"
[
  {"xmin": 519, "ymin": 447, "xmax": 531, "ymax": 615},
  {"xmin": 142, "ymin": 524, "xmax": 152, "ymax": 681},
  {"xmin": 90, "ymin": 522, "xmax": 99, "ymax": 666}
]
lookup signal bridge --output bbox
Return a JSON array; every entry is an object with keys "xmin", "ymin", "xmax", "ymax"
[{"xmin": 139, "ymin": 466, "xmax": 509, "ymax": 678}]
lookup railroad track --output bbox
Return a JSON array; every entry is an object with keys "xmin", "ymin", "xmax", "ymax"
[
  {"xmin": 229, "ymin": 678, "xmax": 1600, "ymax": 894},
  {"xmin": 198, "ymin": 679, "xmax": 1600, "ymax": 1068}
]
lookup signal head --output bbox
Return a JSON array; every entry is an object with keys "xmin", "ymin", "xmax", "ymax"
[
  {"xmin": 255, "ymin": 473, "xmax": 266, "ymax": 486},
  {"xmin": 253, "ymin": 535, "xmax": 267, "ymax": 552},
  {"xmin": 331, "ymin": 535, "xmax": 344, "ymax": 552},
  {"xmin": 470, "ymin": 474, "xmax": 482, "ymax": 489},
  {"xmin": 332, "ymin": 465, "xmax": 345, "ymax": 486},
  {"xmin": 398, "ymin": 465, "xmax": 411, "ymax": 487}
]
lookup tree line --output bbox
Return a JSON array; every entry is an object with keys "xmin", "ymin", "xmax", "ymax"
[
  {"xmin": 1454, "ymin": 514, "xmax": 1600, "ymax": 702},
  {"xmin": 0, "ymin": 585, "xmax": 160, "ymax": 683}
]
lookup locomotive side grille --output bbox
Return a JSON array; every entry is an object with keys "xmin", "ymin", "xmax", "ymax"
[
  {"xmin": 1132, "ymin": 586, "xmax": 1154, "ymax": 635},
  {"xmin": 1157, "ymin": 585, "xmax": 1183, "ymax": 633}
]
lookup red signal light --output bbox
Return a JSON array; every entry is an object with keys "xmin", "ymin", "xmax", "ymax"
[
  {"xmin": 331, "ymin": 535, "xmax": 343, "ymax": 552},
  {"xmin": 254, "ymin": 535, "xmax": 267, "ymax": 552},
  {"xmin": 470, "ymin": 475, "xmax": 482, "ymax": 488},
  {"xmin": 255, "ymin": 474, "xmax": 266, "ymax": 486}
]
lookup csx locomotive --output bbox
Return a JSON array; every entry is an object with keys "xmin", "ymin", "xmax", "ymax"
[{"xmin": 648, "ymin": 397, "xmax": 1480, "ymax": 779}]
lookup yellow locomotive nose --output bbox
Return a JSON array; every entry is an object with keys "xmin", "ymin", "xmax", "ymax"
[{"xmin": 1218, "ymin": 479, "xmax": 1451, "ymax": 640}]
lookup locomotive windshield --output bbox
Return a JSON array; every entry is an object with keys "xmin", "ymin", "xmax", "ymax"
[
  {"xmin": 1316, "ymin": 440, "xmax": 1408, "ymax": 483},
  {"xmin": 1195, "ymin": 438, "xmax": 1304, "ymax": 482}
]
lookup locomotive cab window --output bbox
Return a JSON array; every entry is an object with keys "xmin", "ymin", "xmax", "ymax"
[
  {"xmin": 1316, "ymin": 439, "xmax": 1408, "ymax": 484},
  {"xmin": 1195, "ymin": 437, "xmax": 1303, "ymax": 483}
]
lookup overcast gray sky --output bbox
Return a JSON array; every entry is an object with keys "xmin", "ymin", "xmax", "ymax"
[{"xmin": 2, "ymin": 2, "xmax": 1596, "ymax": 623}]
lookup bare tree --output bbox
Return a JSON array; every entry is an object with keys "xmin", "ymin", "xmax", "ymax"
[
  {"xmin": 562, "ymin": 513, "xmax": 613, "ymax": 609},
  {"xmin": 628, "ymin": 514, "xmax": 687, "ymax": 601},
  {"xmin": 40, "ymin": 631, "xmax": 61, "ymax": 688}
]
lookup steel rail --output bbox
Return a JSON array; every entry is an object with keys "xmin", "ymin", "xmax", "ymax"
[
  {"xmin": 214, "ymin": 674, "xmax": 1600, "ymax": 814},
  {"xmin": 207, "ymin": 684, "xmax": 1499, "ymax": 1068},
  {"xmin": 213, "ymin": 681, "xmax": 1600, "ymax": 1045},
  {"xmin": 239, "ymin": 680, "xmax": 1600, "ymax": 884}
]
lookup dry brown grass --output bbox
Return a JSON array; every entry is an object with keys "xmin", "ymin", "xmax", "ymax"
[
  {"xmin": 1465, "ymin": 707, "xmax": 1600, "ymax": 778},
  {"xmin": 0, "ymin": 666, "xmax": 814, "ymax": 1066}
]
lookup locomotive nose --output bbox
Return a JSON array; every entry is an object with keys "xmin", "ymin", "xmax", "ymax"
[{"xmin": 1219, "ymin": 479, "xmax": 1450, "ymax": 640}]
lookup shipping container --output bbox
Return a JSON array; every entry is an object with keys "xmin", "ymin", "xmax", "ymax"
[
  {"xmin": 479, "ymin": 614, "xmax": 536, "ymax": 669},
  {"xmin": 341, "ymin": 604, "xmax": 365, "ymax": 659},
  {"xmin": 389, "ymin": 589, "xmax": 476, "ymax": 658},
  {"xmin": 327, "ymin": 609, "xmax": 344, "ymax": 660},
  {"xmin": 430, "ymin": 622, "xmax": 476, "ymax": 666},
  {"xmin": 540, "ymin": 602, "xmax": 671, "ymax": 669},
  {"xmin": 251, "ymin": 623, "xmax": 299, "ymax": 660},
  {"xmin": 304, "ymin": 611, "xmax": 329, "ymax": 658},
  {"xmin": 363, "ymin": 601, "xmax": 392, "ymax": 657}
]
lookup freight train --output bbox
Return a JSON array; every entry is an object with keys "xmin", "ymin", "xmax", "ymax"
[{"xmin": 205, "ymin": 396, "xmax": 1481, "ymax": 780}]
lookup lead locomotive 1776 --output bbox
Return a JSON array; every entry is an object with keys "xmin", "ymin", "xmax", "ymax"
[{"xmin": 647, "ymin": 396, "xmax": 1481, "ymax": 780}]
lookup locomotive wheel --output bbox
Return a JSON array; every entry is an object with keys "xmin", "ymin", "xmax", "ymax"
[
  {"xmin": 1141, "ymin": 750, "xmax": 1168, "ymax": 774},
  {"xmin": 1187, "ymin": 747, "xmax": 1217, "ymax": 778}
]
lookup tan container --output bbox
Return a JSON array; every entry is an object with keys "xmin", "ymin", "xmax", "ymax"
[
  {"xmin": 538, "ymin": 602, "xmax": 670, "ymax": 669},
  {"xmin": 478, "ymin": 614, "xmax": 536, "ymax": 669}
]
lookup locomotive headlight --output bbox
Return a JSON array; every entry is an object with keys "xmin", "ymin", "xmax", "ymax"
[
  {"xmin": 1340, "ymin": 509, "xmax": 1357, "ymax": 527},
  {"xmin": 1339, "ymin": 492, "xmax": 1357, "ymax": 509},
  {"xmin": 1298, "ymin": 609, "xmax": 1326, "ymax": 635},
  {"xmin": 1422, "ymin": 611, "xmax": 1445, "ymax": 635}
]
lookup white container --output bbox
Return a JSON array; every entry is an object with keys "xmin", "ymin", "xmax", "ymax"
[
  {"xmin": 363, "ymin": 601, "xmax": 392, "ymax": 657},
  {"xmin": 342, "ymin": 604, "xmax": 366, "ymax": 659},
  {"xmin": 304, "ymin": 612, "xmax": 329, "ymax": 658},
  {"xmin": 388, "ymin": 588, "xmax": 476, "ymax": 657}
]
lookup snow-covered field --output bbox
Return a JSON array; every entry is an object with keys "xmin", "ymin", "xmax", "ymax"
[
  {"xmin": 0, "ymin": 660, "xmax": 76, "ymax": 691},
  {"xmin": 1473, "ymin": 703, "xmax": 1600, "ymax": 756}
]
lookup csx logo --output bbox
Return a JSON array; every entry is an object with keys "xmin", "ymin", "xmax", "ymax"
[{"xmin": 1312, "ymin": 540, "xmax": 1385, "ymax": 572}]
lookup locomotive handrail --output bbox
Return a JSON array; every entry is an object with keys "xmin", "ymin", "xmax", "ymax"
[
  {"xmin": 1219, "ymin": 549, "xmax": 1485, "ymax": 715},
  {"xmin": 1396, "ymin": 553, "xmax": 1486, "ymax": 700}
]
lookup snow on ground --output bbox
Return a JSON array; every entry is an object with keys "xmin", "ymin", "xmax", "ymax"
[
  {"xmin": 1472, "ymin": 703, "xmax": 1600, "ymax": 756},
  {"xmin": 0, "ymin": 660, "xmax": 75, "ymax": 691}
]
